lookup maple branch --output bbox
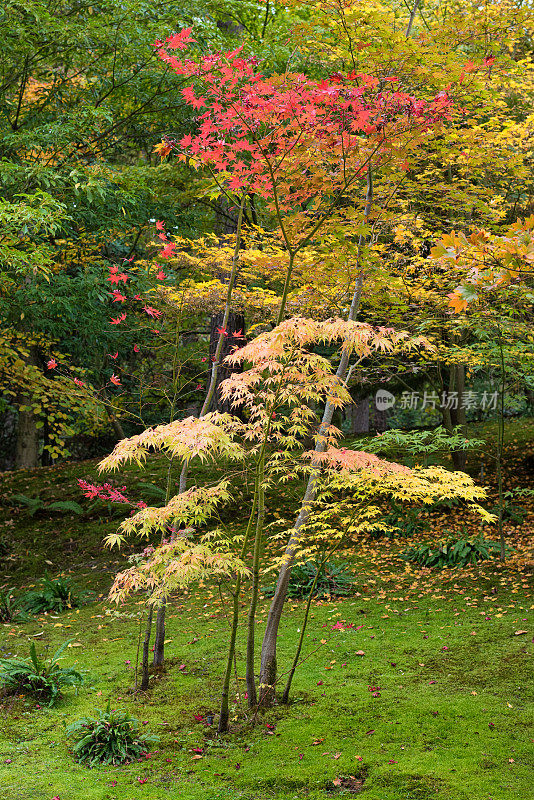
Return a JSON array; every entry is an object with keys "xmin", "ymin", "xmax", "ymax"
[
  {"xmin": 406, "ymin": 0, "xmax": 422, "ymax": 37},
  {"xmin": 179, "ymin": 192, "xmax": 247, "ymax": 494}
]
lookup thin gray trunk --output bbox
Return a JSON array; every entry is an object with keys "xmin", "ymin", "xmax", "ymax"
[
  {"xmin": 140, "ymin": 606, "xmax": 154, "ymax": 691},
  {"xmin": 153, "ymin": 601, "xmax": 166, "ymax": 667},
  {"xmin": 258, "ymin": 168, "xmax": 373, "ymax": 706}
]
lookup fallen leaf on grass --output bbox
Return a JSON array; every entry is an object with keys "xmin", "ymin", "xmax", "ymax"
[{"xmin": 514, "ymin": 630, "xmax": 528, "ymax": 635}]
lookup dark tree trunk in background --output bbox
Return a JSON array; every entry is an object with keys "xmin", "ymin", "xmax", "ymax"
[
  {"xmin": 371, "ymin": 403, "xmax": 388, "ymax": 433},
  {"xmin": 441, "ymin": 363, "xmax": 467, "ymax": 470},
  {"xmin": 14, "ymin": 346, "xmax": 41, "ymax": 470},
  {"xmin": 345, "ymin": 396, "xmax": 370, "ymax": 434},
  {"xmin": 15, "ymin": 406, "xmax": 39, "ymax": 469},
  {"xmin": 207, "ymin": 311, "xmax": 247, "ymax": 413},
  {"xmin": 0, "ymin": 408, "xmax": 17, "ymax": 470},
  {"xmin": 214, "ymin": 196, "xmax": 238, "ymax": 237}
]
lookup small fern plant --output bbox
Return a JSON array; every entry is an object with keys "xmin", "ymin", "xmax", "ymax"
[
  {"xmin": 0, "ymin": 588, "xmax": 28, "ymax": 623},
  {"xmin": 0, "ymin": 640, "xmax": 82, "ymax": 706},
  {"xmin": 67, "ymin": 702, "xmax": 159, "ymax": 765},
  {"xmin": 23, "ymin": 574, "xmax": 88, "ymax": 614}
]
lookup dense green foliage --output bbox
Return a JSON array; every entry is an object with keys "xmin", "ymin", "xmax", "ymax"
[
  {"xmin": 0, "ymin": 641, "xmax": 82, "ymax": 706},
  {"xmin": 401, "ymin": 536, "xmax": 509, "ymax": 569},
  {"xmin": 22, "ymin": 574, "xmax": 87, "ymax": 613},
  {"xmin": 67, "ymin": 703, "xmax": 159, "ymax": 766},
  {"xmin": 263, "ymin": 560, "xmax": 356, "ymax": 599}
]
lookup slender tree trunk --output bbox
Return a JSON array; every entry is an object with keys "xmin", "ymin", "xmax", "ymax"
[
  {"xmin": 245, "ymin": 470, "xmax": 265, "ymax": 706},
  {"xmin": 179, "ymin": 194, "xmax": 247, "ymax": 494},
  {"xmin": 405, "ymin": 0, "xmax": 421, "ymax": 37},
  {"xmin": 153, "ymin": 601, "xmax": 166, "ymax": 667},
  {"xmin": 150, "ymin": 196, "xmax": 246, "ymax": 676},
  {"xmin": 218, "ymin": 587, "xmax": 241, "ymax": 733},
  {"xmin": 258, "ymin": 168, "xmax": 373, "ymax": 707},
  {"xmin": 281, "ymin": 557, "xmax": 325, "ymax": 704},
  {"xmin": 218, "ymin": 491, "xmax": 258, "ymax": 732},
  {"xmin": 206, "ymin": 311, "xmax": 246, "ymax": 414},
  {"xmin": 497, "ymin": 333, "xmax": 506, "ymax": 560},
  {"xmin": 140, "ymin": 605, "xmax": 154, "ymax": 691}
]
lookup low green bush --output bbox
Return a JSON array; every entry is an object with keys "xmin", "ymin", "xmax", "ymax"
[
  {"xmin": 67, "ymin": 703, "xmax": 159, "ymax": 766},
  {"xmin": 23, "ymin": 574, "xmax": 87, "ymax": 614},
  {"xmin": 373, "ymin": 500, "xmax": 430, "ymax": 539},
  {"xmin": 0, "ymin": 587, "xmax": 28, "ymax": 623},
  {"xmin": 263, "ymin": 560, "xmax": 355, "ymax": 599},
  {"xmin": 0, "ymin": 641, "xmax": 82, "ymax": 706},
  {"xmin": 10, "ymin": 493, "xmax": 83, "ymax": 517},
  {"xmin": 402, "ymin": 535, "xmax": 509, "ymax": 569}
]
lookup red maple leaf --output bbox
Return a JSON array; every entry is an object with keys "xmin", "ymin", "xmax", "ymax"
[{"xmin": 143, "ymin": 305, "xmax": 162, "ymax": 318}]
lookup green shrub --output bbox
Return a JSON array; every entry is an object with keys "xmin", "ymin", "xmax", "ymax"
[
  {"xmin": 23, "ymin": 574, "xmax": 87, "ymax": 614},
  {"xmin": 67, "ymin": 702, "xmax": 159, "ymax": 766},
  {"xmin": 401, "ymin": 535, "xmax": 509, "ymax": 569},
  {"xmin": 0, "ymin": 641, "xmax": 82, "ymax": 706},
  {"xmin": 373, "ymin": 500, "xmax": 429, "ymax": 539},
  {"xmin": 10, "ymin": 493, "xmax": 83, "ymax": 517},
  {"xmin": 263, "ymin": 560, "xmax": 355, "ymax": 599},
  {"xmin": 0, "ymin": 587, "xmax": 28, "ymax": 623}
]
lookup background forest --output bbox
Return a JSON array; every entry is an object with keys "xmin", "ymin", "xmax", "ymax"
[{"xmin": 0, "ymin": 0, "xmax": 532, "ymax": 799}]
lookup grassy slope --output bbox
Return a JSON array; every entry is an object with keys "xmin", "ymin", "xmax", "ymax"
[{"xmin": 0, "ymin": 419, "xmax": 532, "ymax": 800}]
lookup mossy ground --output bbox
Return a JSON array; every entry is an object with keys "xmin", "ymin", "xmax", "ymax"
[{"xmin": 0, "ymin": 419, "xmax": 532, "ymax": 800}]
